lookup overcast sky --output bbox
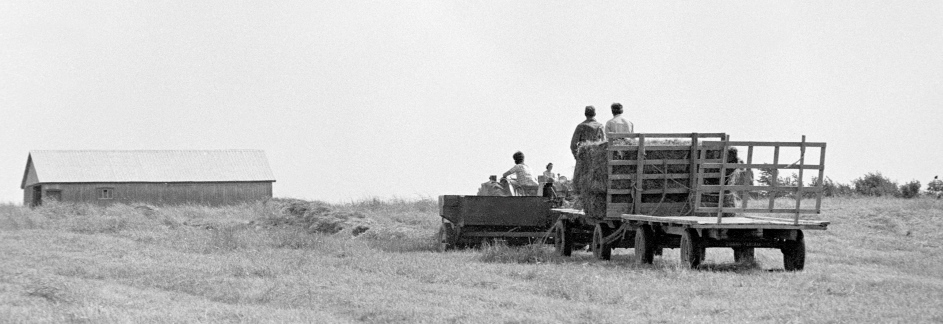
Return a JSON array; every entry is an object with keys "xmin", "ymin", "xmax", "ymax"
[{"xmin": 1, "ymin": 1, "xmax": 941, "ymax": 204}]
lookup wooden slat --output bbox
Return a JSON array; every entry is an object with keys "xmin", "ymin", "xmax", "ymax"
[
  {"xmin": 768, "ymin": 146, "xmax": 779, "ymax": 212},
  {"xmin": 692, "ymin": 223, "xmax": 828, "ymax": 230},
  {"xmin": 611, "ymin": 173, "xmax": 721, "ymax": 180},
  {"xmin": 698, "ymin": 185, "xmax": 823, "ymax": 192},
  {"xmin": 699, "ymin": 163, "xmax": 823, "ymax": 170},
  {"xmin": 621, "ymin": 214, "xmax": 700, "ymax": 224},
  {"xmin": 621, "ymin": 214, "xmax": 829, "ymax": 228},
  {"xmin": 794, "ymin": 135, "xmax": 806, "ymax": 225},
  {"xmin": 701, "ymin": 141, "xmax": 826, "ymax": 147},
  {"xmin": 815, "ymin": 144, "xmax": 827, "ymax": 213},
  {"xmin": 742, "ymin": 146, "xmax": 754, "ymax": 210},
  {"xmin": 694, "ymin": 147, "xmax": 705, "ymax": 210},
  {"xmin": 689, "ymin": 133, "xmax": 699, "ymax": 206},
  {"xmin": 610, "ymin": 159, "xmax": 721, "ymax": 166},
  {"xmin": 716, "ymin": 136, "xmax": 730, "ymax": 224},
  {"xmin": 461, "ymin": 232, "xmax": 550, "ymax": 238},
  {"xmin": 742, "ymin": 214, "xmax": 831, "ymax": 225},
  {"xmin": 695, "ymin": 207, "xmax": 821, "ymax": 214},
  {"xmin": 609, "ymin": 133, "xmax": 727, "ymax": 139},
  {"xmin": 609, "ymin": 146, "xmax": 705, "ymax": 151},
  {"xmin": 606, "ymin": 188, "xmax": 692, "ymax": 194},
  {"xmin": 633, "ymin": 135, "xmax": 645, "ymax": 214},
  {"xmin": 608, "ymin": 203, "xmax": 689, "ymax": 209}
]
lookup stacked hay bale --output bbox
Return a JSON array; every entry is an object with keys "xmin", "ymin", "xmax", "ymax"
[
  {"xmin": 573, "ymin": 138, "xmax": 742, "ymax": 218},
  {"xmin": 573, "ymin": 141, "xmax": 610, "ymax": 218}
]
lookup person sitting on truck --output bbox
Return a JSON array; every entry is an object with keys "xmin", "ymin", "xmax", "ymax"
[
  {"xmin": 540, "ymin": 163, "xmax": 557, "ymax": 198},
  {"xmin": 477, "ymin": 175, "xmax": 507, "ymax": 196},
  {"xmin": 502, "ymin": 151, "xmax": 540, "ymax": 196},
  {"xmin": 543, "ymin": 163, "xmax": 557, "ymax": 182},
  {"xmin": 605, "ymin": 102, "xmax": 634, "ymax": 135},
  {"xmin": 570, "ymin": 106, "xmax": 606, "ymax": 158}
]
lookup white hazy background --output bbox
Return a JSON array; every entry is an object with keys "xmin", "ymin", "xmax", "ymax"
[{"xmin": 1, "ymin": 2, "xmax": 941, "ymax": 204}]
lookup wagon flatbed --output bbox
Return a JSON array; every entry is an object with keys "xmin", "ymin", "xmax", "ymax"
[{"xmin": 620, "ymin": 214, "xmax": 829, "ymax": 230}]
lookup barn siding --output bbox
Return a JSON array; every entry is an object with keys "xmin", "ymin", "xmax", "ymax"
[
  {"xmin": 27, "ymin": 182, "xmax": 272, "ymax": 206},
  {"xmin": 23, "ymin": 185, "xmax": 32, "ymax": 206}
]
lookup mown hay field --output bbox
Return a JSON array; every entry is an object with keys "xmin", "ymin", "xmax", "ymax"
[{"xmin": 1, "ymin": 197, "xmax": 942, "ymax": 323}]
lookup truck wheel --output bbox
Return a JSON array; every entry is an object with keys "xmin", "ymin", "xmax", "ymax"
[
  {"xmin": 554, "ymin": 220, "xmax": 573, "ymax": 257},
  {"xmin": 592, "ymin": 223, "xmax": 612, "ymax": 260},
  {"xmin": 680, "ymin": 228, "xmax": 702, "ymax": 269},
  {"xmin": 635, "ymin": 225, "xmax": 655, "ymax": 264},
  {"xmin": 733, "ymin": 247, "xmax": 755, "ymax": 263},
  {"xmin": 437, "ymin": 223, "xmax": 457, "ymax": 252},
  {"xmin": 782, "ymin": 230, "xmax": 806, "ymax": 271}
]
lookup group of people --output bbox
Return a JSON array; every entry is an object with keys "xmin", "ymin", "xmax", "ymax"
[
  {"xmin": 570, "ymin": 102, "xmax": 634, "ymax": 158},
  {"xmin": 478, "ymin": 154, "xmax": 559, "ymax": 197},
  {"xmin": 481, "ymin": 103, "xmax": 634, "ymax": 197}
]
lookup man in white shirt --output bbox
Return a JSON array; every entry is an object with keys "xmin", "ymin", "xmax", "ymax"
[{"xmin": 605, "ymin": 102, "xmax": 634, "ymax": 135}]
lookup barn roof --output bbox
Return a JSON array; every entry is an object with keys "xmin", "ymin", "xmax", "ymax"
[{"xmin": 21, "ymin": 150, "xmax": 276, "ymax": 188}]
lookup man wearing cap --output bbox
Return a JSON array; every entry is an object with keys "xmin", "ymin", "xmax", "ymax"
[
  {"xmin": 605, "ymin": 102, "xmax": 634, "ymax": 135},
  {"xmin": 570, "ymin": 106, "xmax": 607, "ymax": 158}
]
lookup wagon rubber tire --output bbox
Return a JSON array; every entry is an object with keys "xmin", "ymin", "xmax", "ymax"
[
  {"xmin": 782, "ymin": 230, "xmax": 806, "ymax": 271},
  {"xmin": 635, "ymin": 225, "xmax": 655, "ymax": 264},
  {"xmin": 680, "ymin": 228, "xmax": 702, "ymax": 269},
  {"xmin": 734, "ymin": 247, "xmax": 755, "ymax": 263},
  {"xmin": 554, "ymin": 220, "xmax": 573, "ymax": 257},
  {"xmin": 437, "ymin": 223, "xmax": 457, "ymax": 252},
  {"xmin": 592, "ymin": 223, "xmax": 612, "ymax": 260}
]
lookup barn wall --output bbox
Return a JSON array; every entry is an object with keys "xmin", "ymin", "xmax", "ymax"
[
  {"xmin": 32, "ymin": 182, "xmax": 273, "ymax": 206},
  {"xmin": 23, "ymin": 185, "xmax": 32, "ymax": 206}
]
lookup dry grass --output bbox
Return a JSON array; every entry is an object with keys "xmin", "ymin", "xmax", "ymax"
[{"xmin": 0, "ymin": 197, "xmax": 942, "ymax": 323}]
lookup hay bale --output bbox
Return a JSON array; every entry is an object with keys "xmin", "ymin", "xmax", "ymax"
[
  {"xmin": 573, "ymin": 141, "xmax": 609, "ymax": 195},
  {"xmin": 576, "ymin": 193, "xmax": 608, "ymax": 219},
  {"xmin": 573, "ymin": 138, "xmax": 744, "ymax": 218}
]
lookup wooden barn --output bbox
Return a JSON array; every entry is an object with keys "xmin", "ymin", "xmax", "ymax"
[{"xmin": 21, "ymin": 150, "xmax": 276, "ymax": 207}]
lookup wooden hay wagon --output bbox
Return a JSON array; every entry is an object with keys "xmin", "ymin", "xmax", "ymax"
[
  {"xmin": 436, "ymin": 195, "xmax": 560, "ymax": 250},
  {"xmin": 553, "ymin": 133, "xmax": 830, "ymax": 270}
]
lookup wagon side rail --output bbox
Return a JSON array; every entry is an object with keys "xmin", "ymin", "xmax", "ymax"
[
  {"xmin": 605, "ymin": 132, "xmax": 727, "ymax": 218},
  {"xmin": 693, "ymin": 135, "xmax": 827, "ymax": 225}
]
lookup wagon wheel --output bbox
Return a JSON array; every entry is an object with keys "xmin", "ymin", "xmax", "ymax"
[
  {"xmin": 592, "ymin": 223, "xmax": 612, "ymax": 260},
  {"xmin": 437, "ymin": 222, "xmax": 458, "ymax": 252},
  {"xmin": 554, "ymin": 220, "xmax": 573, "ymax": 257},
  {"xmin": 733, "ymin": 247, "xmax": 755, "ymax": 263},
  {"xmin": 782, "ymin": 230, "xmax": 806, "ymax": 271},
  {"xmin": 680, "ymin": 228, "xmax": 702, "ymax": 269},
  {"xmin": 634, "ymin": 225, "xmax": 655, "ymax": 264}
]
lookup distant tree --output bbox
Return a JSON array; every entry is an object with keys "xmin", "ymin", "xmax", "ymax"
[
  {"xmin": 899, "ymin": 180, "xmax": 921, "ymax": 199},
  {"xmin": 853, "ymin": 172, "xmax": 899, "ymax": 197}
]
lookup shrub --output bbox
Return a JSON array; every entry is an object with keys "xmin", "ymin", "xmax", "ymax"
[
  {"xmin": 899, "ymin": 180, "xmax": 921, "ymax": 199},
  {"xmin": 817, "ymin": 177, "xmax": 854, "ymax": 197},
  {"xmin": 853, "ymin": 172, "xmax": 899, "ymax": 197}
]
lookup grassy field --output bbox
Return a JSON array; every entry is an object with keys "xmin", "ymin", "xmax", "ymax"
[{"xmin": 1, "ymin": 197, "xmax": 942, "ymax": 323}]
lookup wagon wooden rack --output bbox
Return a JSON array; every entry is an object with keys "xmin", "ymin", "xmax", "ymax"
[{"xmin": 552, "ymin": 133, "xmax": 830, "ymax": 270}]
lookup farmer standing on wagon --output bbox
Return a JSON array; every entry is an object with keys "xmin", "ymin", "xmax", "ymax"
[
  {"xmin": 605, "ymin": 102, "xmax": 634, "ymax": 135},
  {"xmin": 570, "ymin": 106, "xmax": 606, "ymax": 158}
]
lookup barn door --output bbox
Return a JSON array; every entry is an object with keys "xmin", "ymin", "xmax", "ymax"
[{"xmin": 31, "ymin": 186, "xmax": 42, "ymax": 207}]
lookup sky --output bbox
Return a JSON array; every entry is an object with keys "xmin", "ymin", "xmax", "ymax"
[{"xmin": 1, "ymin": 1, "xmax": 941, "ymax": 204}]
